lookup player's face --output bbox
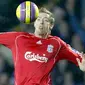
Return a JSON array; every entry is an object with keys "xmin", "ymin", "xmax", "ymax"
[{"xmin": 34, "ymin": 13, "xmax": 53, "ymax": 35}]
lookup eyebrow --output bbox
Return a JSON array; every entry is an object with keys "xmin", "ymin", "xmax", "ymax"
[{"xmin": 38, "ymin": 17, "xmax": 49, "ymax": 19}]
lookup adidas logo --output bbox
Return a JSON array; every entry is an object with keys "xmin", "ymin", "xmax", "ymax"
[{"xmin": 36, "ymin": 40, "xmax": 42, "ymax": 44}]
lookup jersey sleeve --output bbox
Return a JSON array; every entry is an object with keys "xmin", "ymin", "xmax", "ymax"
[
  {"xmin": 57, "ymin": 37, "xmax": 82, "ymax": 66},
  {"xmin": 0, "ymin": 32, "xmax": 19, "ymax": 48}
]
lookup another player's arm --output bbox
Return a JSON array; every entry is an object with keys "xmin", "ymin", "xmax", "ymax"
[{"xmin": 57, "ymin": 38, "xmax": 85, "ymax": 71}]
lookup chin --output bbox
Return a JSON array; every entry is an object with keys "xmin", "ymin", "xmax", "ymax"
[{"xmin": 38, "ymin": 31, "xmax": 44, "ymax": 34}]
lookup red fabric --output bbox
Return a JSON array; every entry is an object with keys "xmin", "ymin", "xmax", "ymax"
[{"xmin": 0, "ymin": 32, "xmax": 82, "ymax": 85}]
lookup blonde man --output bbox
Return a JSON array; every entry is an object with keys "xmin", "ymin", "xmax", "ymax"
[{"xmin": 0, "ymin": 8, "xmax": 85, "ymax": 85}]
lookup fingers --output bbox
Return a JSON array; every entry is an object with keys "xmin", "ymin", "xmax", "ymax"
[
  {"xmin": 81, "ymin": 52, "xmax": 85, "ymax": 60},
  {"xmin": 83, "ymin": 54, "xmax": 85, "ymax": 59},
  {"xmin": 76, "ymin": 58, "xmax": 81, "ymax": 66}
]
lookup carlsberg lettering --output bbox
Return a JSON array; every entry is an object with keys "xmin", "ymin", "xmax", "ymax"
[{"xmin": 24, "ymin": 51, "xmax": 48, "ymax": 63}]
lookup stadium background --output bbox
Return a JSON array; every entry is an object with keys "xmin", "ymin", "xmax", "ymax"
[{"xmin": 0, "ymin": 0, "xmax": 85, "ymax": 85}]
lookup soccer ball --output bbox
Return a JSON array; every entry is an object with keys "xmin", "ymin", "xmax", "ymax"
[{"xmin": 16, "ymin": 1, "xmax": 39, "ymax": 24}]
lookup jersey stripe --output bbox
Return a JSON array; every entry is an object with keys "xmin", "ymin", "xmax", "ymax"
[{"xmin": 52, "ymin": 38, "xmax": 61, "ymax": 63}]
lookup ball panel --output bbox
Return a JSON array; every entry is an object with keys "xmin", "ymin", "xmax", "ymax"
[
  {"xmin": 31, "ymin": 2, "xmax": 35, "ymax": 22},
  {"xmin": 20, "ymin": 2, "xmax": 26, "ymax": 22},
  {"xmin": 25, "ymin": 1, "xmax": 30, "ymax": 24},
  {"xmin": 34, "ymin": 4, "xmax": 39, "ymax": 19},
  {"xmin": 16, "ymin": 5, "xmax": 21, "ymax": 20}
]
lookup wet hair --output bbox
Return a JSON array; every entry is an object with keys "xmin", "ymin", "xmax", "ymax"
[{"xmin": 39, "ymin": 7, "xmax": 55, "ymax": 24}]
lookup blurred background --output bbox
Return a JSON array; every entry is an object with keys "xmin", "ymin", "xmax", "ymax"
[{"xmin": 0, "ymin": 0, "xmax": 85, "ymax": 85}]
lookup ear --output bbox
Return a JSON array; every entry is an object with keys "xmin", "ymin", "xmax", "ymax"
[{"xmin": 50, "ymin": 23, "xmax": 54, "ymax": 30}]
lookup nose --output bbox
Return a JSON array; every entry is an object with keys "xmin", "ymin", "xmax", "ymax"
[{"xmin": 40, "ymin": 19, "xmax": 44, "ymax": 24}]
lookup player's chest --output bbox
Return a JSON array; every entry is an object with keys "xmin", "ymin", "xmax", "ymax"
[
  {"xmin": 17, "ymin": 37, "xmax": 60, "ymax": 52},
  {"xmin": 16, "ymin": 36, "xmax": 60, "ymax": 62}
]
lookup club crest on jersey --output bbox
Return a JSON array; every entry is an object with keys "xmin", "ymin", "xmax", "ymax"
[{"xmin": 47, "ymin": 45, "xmax": 54, "ymax": 53}]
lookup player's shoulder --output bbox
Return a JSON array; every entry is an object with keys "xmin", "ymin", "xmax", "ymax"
[
  {"xmin": 50, "ymin": 35, "xmax": 62, "ymax": 41},
  {"xmin": 50, "ymin": 35, "xmax": 66, "ymax": 45},
  {"xmin": 0, "ymin": 31, "xmax": 33, "ymax": 37},
  {"xmin": 0, "ymin": 31, "xmax": 23, "ymax": 34},
  {"xmin": 1, "ymin": 31, "xmax": 31, "ymax": 35}
]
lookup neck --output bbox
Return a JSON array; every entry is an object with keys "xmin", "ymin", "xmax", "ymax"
[{"xmin": 34, "ymin": 31, "xmax": 49, "ymax": 39}]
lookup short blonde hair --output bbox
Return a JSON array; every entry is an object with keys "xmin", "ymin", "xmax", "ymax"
[{"xmin": 39, "ymin": 7, "xmax": 55, "ymax": 24}]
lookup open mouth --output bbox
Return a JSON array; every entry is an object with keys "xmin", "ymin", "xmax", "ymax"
[{"xmin": 39, "ymin": 26, "xmax": 43, "ymax": 29}]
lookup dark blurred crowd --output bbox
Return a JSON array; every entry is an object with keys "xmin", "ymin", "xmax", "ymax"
[{"xmin": 0, "ymin": 0, "xmax": 85, "ymax": 85}]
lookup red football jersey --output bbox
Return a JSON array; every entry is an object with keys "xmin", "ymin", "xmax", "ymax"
[{"xmin": 0, "ymin": 32, "xmax": 82, "ymax": 85}]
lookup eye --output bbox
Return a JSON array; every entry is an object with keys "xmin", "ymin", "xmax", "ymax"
[
  {"xmin": 44, "ymin": 19, "xmax": 49, "ymax": 22},
  {"xmin": 37, "ymin": 18, "xmax": 40, "ymax": 21}
]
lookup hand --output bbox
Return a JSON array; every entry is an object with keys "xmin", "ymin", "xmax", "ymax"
[{"xmin": 76, "ymin": 52, "xmax": 85, "ymax": 72}]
